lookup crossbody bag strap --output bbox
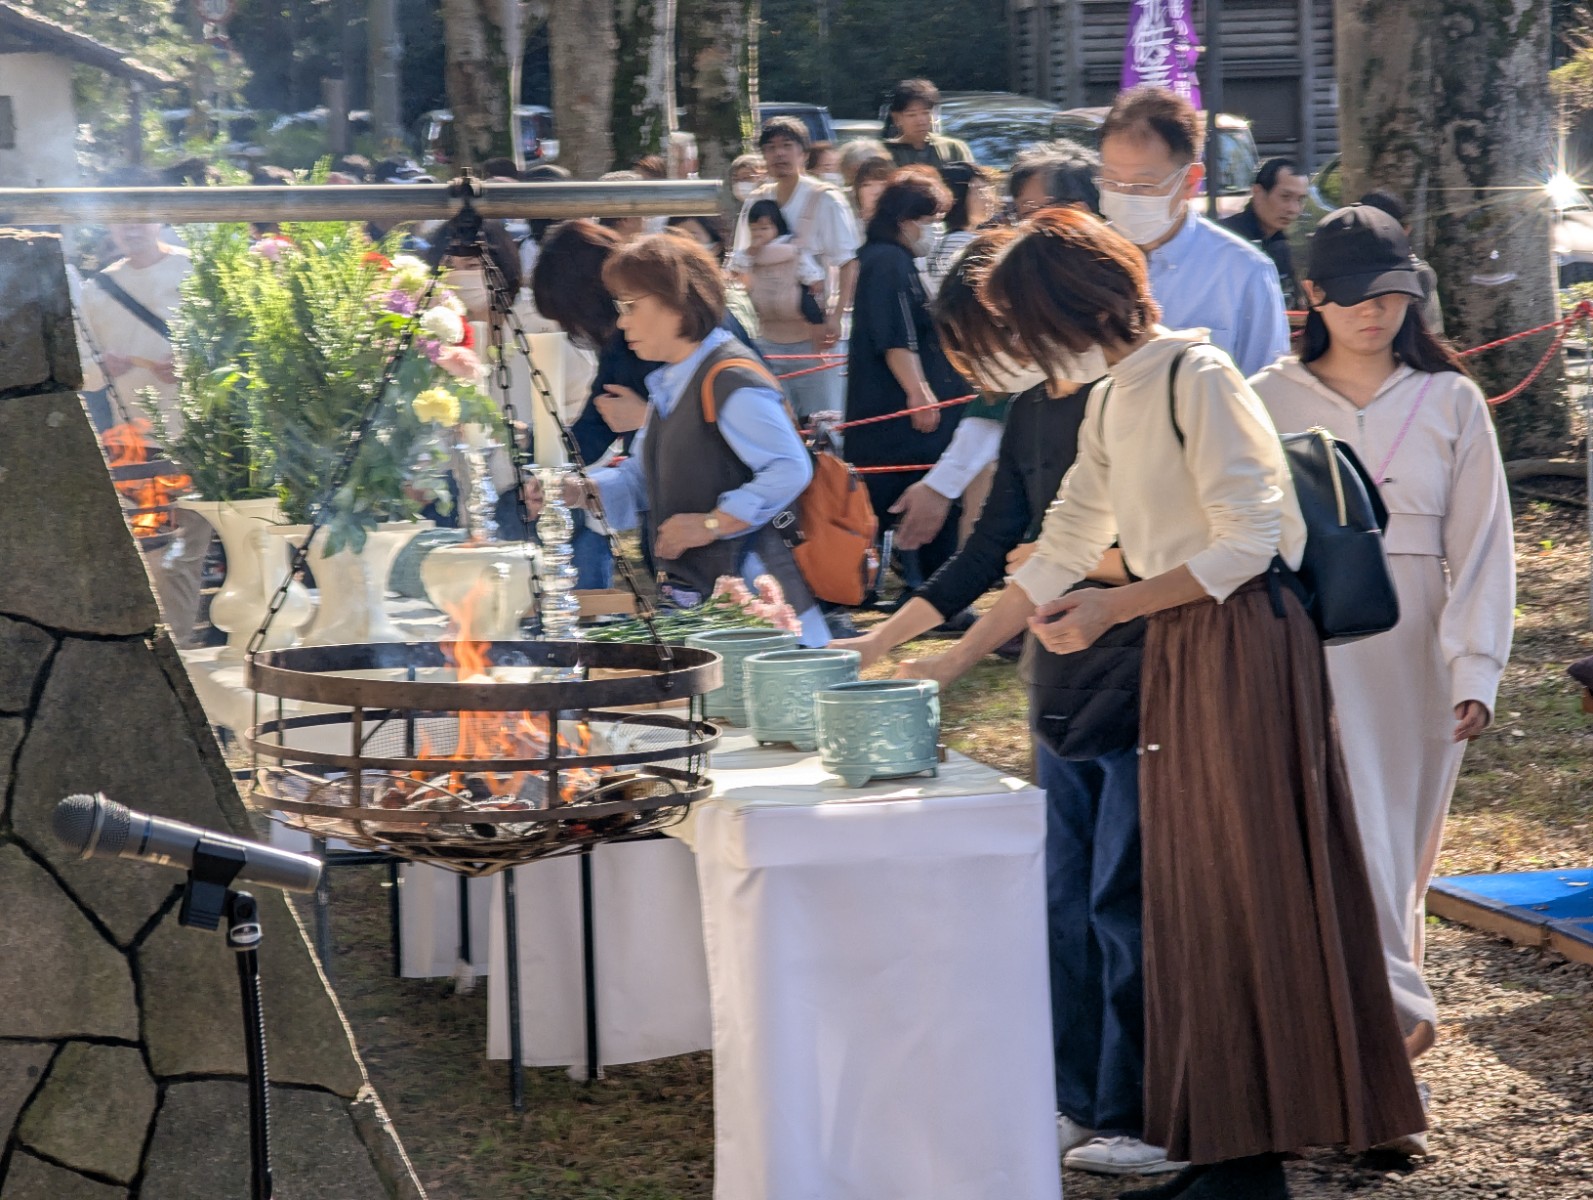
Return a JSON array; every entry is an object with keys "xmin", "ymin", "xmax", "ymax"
[
  {"xmin": 92, "ymin": 272, "xmax": 171, "ymax": 340},
  {"xmin": 1372, "ymin": 374, "xmax": 1435, "ymax": 486},
  {"xmin": 1165, "ymin": 342, "xmax": 1204, "ymax": 448}
]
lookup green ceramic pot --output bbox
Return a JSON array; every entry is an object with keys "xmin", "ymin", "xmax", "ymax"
[
  {"xmin": 815, "ymin": 678, "xmax": 941, "ymax": 788},
  {"xmin": 742, "ymin": 648, "xmax": 862, "ymax": 751},
  {"xmin": 683, "ymin": 628, "xmax": 800, "ymax": 725}
]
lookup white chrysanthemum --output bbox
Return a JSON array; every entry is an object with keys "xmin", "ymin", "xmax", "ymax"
[{"xmin": 419, "ymin": 306, "xmax": 465, "ymax": 346}]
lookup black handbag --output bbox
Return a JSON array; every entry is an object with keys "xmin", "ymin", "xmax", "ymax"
[
  {"xmin": 1278, "ymin": 429, "xmax": 1400, "ymax": 642},
  {"xmin": 1021, "ymin": 580, "xmax": 1145, "ymax": 761},
  {"xmin": 799, "ymin": 284, "xmax": 825, "ymax": 325},
  {"xmin": 1154, "ymin": 344, "xmax": 1400, "ymax": 645}
]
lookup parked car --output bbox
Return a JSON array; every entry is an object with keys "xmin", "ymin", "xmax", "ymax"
[
  {"xmin": 832, "ymin": 118, "xmax": 882, "ymax": 146},
  {"xmin": 875, "ymin": 90, "xmax": 1065, "ymax": 173},
  {"xmin": 756, "ymin": 102, "xmax": 837, "ymax": 146},
  {"xmin": 416, "ymin": 106, "xmax": 557, "ymax": 169},
  {"xmin": 1051, "ymin": 107, "xmax": 1260, "ymax": 219}
]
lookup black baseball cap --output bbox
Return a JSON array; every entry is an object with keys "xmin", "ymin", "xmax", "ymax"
[{"xmin": 1306, "ymin": 205, "xmax": 1423, "ymax": 307}]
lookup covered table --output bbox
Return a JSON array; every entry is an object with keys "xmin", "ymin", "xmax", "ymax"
[{"xmin": 692, "ymin": 741, "xmax": 1059, "ymax": 1200}]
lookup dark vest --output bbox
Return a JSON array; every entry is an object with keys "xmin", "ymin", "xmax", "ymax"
[{"xmin": 642, "ymin": 339, "xmax": 814, "ymax": 609}]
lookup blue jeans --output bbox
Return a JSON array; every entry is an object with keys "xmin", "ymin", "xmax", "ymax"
[
  {"xmin": 1037, "ymin": 740, "xmax": 1145, "ymax": 1136},
  {"xmin": 571, "ymin": 513, "xmax": 613, "ymax": 590}
]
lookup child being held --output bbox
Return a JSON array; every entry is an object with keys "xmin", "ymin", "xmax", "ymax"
[{"xmin": 740, "ymin": 199, "xmax": 826, "ymax": 343}]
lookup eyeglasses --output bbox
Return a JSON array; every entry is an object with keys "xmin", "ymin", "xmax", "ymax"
[
  {"xmin": 1091, "ymin": 165, "xmax": 1191, "ymax": 197},
  {"xmin": 614, "ymin": 295, "xmax": 649, "ymax": 316}
]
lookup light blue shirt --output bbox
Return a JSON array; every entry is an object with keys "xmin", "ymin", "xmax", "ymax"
[
  {"xmin": 591, "ymin": 328, "xmax": 813, "ymax": 531},
  {"xmin": 1146, "ymin": 213, "xmax": 1290, "ymax": 378},
  {"xmin": 591, "ymin": 328, "xmax": 829, "ymax": 646}
]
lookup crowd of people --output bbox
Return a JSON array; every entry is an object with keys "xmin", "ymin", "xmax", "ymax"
[{"xmin": 71, "ymin": 77, "xmax": 1518, "ymax": 1199}]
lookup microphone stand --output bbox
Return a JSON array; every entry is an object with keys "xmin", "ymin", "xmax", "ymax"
[{"xmin": 178, "ymin": 839, "xmax": 274, "ymax": 1200}]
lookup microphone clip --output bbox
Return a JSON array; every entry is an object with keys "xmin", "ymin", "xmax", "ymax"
[{"xmin": 177, "ymin": 837, "xmax": 247, "ymax": 933}]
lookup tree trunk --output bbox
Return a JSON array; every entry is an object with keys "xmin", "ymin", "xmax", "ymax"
[
  {"xmin": 550, "ymin": 0, "xmax": 617, "ymax": 178},
  {"xmin": 678, "ymin": 0, "xmax": 758, "ymax": 180},
  {"xmin": 613, "ymin": 0, "xmax": 675, "ymax": 169},
  {"xmin": 1338, "ymin": 0, "xmax": 1566, "ymax": 458},
  {"xmin": 368, "ymin": 0, "xmax": 404, "ymax": 153},
  {"xmin": 440, "ymin": 0, "xmax": 522, "ymax": 168}
]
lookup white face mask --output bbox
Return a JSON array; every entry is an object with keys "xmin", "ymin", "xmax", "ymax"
[
  {"xmin": 907, "ymin": 221, "xmax": 938, "ymax": 258},
  {"xmin": 733, "ymin": 181, "xmax": 758, "ymax": 201},
  {"xmin": 820, "ymin": 172, "xmax": 845, "ymax": 188},
  {"xmin": 1098, "ymin": 166, "xmax": 1190, "ymax": 247},
  {"xmin": 972, "ymin": 353, "xmax": 1048, "ymax": 396},
  {"xmin": 1041, "ymin": 340, "xmax": 1110, "ymax": 383}
]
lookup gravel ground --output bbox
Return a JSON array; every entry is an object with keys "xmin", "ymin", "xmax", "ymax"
[{"xmin": 1063, "ymin": 921, "xmax": 1593, "ymax": 1200}]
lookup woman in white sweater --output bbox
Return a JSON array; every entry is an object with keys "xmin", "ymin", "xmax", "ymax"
[
  {"xmin": 907, "ymin": 209, "xmax": 1422, "ymax": 1200},
  {"xmin": 1251, "ymin": 206, "xmax": 1515, "ymax": 1088}
]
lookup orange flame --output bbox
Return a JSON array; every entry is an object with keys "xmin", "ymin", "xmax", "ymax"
[
  {"xmin": 102, "ymin": 419, "xmax": 191, "ymax": 538},
  {"xmin": 419, "ymin": 575, "xmax": 599, "ymax": 803}
]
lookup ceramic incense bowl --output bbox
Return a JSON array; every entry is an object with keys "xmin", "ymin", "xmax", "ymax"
[
  {"xmin": 742, "ymin": 648, "xmax": 862, "ymax": 751},
  {"xmin": 815, "ymin": 678, "xmax": 941, "ymax": 788},
  {"xmin": 683, "ymin": 628, "xmax": 800, "ymax": 725}
]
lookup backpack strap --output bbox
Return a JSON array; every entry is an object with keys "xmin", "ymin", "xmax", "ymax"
[
  {"xmin": 1093, "ymin": 341, "xmax": 1206, "ymax": 447},
  {"xmin": 700, "ymin": 355, "xmax": 782, "ymax": 424}
]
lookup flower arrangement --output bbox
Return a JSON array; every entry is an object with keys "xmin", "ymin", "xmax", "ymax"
[
  {"xmin": 583, "ymin": 575, "xmax": 802, "ymax": 642},
  {"xmin": 161, "ymin": 224, "xmax": 498, "ymax": 554}
]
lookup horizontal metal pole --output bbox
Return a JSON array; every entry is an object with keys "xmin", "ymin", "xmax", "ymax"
[{"xmin": 0, "ymin": 181, "xmax": 723, "ymax": 225}]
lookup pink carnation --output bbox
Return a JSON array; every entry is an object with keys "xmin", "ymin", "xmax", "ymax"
[
  {"xmin": 436, "ymin": 344, "xmax": 484, "ymax": 382},
  {"xmin": 754, "ymin": 574, "xmax": 786, "ymax": 609}
]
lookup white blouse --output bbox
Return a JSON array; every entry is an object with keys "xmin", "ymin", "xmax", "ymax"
[
  {"xmin": 1012, "ymin": 328, "xmax": 1306, "ymax": 606},
  {"xmin": 1251, "ymin": 357, "xmax": 1516, "ymax": 711}
]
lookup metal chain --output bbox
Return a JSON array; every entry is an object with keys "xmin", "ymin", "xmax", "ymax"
[
  {"xmin": 472, "ymin": 236, "xmax": 675, "ymax": 668},
  {"xmin": 246, "ymin": 267, "xmax": 447, "ymax": 658}
]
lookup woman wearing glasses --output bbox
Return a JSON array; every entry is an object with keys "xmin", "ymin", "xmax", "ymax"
[{"xmin": 565, "ymin": 233, "xmax": 828, "ymax": 645}]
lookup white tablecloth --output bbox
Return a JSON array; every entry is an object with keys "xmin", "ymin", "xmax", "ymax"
[
  {"xmin": 485, "ymin": 836, "xmax": 713, "ymax": 1070},
  {"xmin": 695, "ymin": 740, "xmax": 1059, "ymax": 1200}
]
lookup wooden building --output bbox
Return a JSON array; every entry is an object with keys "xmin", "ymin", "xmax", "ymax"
[
  {"xmin": 0, "ymin": 2, "xmax": 174, "ymax": 185},
  {"xmin": 1009, "ymin": 0, "xmax": 1339, "ymax": 170}
]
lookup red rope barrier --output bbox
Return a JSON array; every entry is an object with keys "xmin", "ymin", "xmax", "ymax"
[
  {"xmin": 1486, "ymin": 323, "xmax": 1573, "ymax": 406},
  {"xmin": 852, "ymin": 463, "xmax": 938, "ymax": 474},
  {"xmin": 827, "ymin": 394, "xmax": 977, "ymax": 432},
  {"xmin": 774, "ymin": 361, "xmax": 846, "ymax": 381},
  {"xmin": 1459, "ymin": 301, "xmax": 1591, "ymax": 358}
]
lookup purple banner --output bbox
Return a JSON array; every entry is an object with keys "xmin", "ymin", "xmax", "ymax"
[{"xmin": 1121, "ymin": 0, "xmax": 1203, "ymax": 107}]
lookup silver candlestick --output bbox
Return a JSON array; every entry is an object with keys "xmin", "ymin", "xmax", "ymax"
[
  {"xmin": 536, "ymin": 467, "xmax": 582, "ymax": 640},
  {"xmin": 457, "ymin": 438, "xmax": 501, "ymax": 544}
]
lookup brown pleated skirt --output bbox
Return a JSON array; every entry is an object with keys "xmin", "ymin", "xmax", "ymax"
[{"xmin": 1139, "ymin": 578, "xmax": 1425, "ymax": 1164}]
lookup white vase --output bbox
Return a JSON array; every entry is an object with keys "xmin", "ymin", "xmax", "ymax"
[
  {"xmin": 275, "ymin": 521, "xmax": 434, "ymax": 646},
  {"xmin": 179, "ymin": 497, "xmax": 311, "ymax": 659},
  {"xmin": 420, "ymin": 543, "xmax": 539, "ymax": 642}
]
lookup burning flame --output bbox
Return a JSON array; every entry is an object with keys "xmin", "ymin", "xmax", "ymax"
[
  {"xmin": 102, "ymin": 419, "xmax": 191, "ymax": 538},
  {"xmin": 420, "ymin": 575, "xmax": 599, "ymax": 804}
]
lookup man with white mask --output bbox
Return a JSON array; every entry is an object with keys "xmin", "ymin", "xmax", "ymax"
[{"xmin": 1097, "ymin": 87, "xmax": 1288, "ymax": 378}]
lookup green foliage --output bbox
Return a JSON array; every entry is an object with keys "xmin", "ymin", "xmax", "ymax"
[
  {"xmin": 757, "ymin": 0, "xmax": 1009, "ymax": 118},
  {"xmin": 160, "ymin": 222, "xmax": 275, "ymax": 503},
  {"xmin": 163, "ymin": 221, "xmax": 496, "ymax": 556}
]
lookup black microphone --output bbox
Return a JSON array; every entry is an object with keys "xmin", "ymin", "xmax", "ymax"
[{"xmin": 52, "ymin": 793, "xmax": 322, "ymax": 894}]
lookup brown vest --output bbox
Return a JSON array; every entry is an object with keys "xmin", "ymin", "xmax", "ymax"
[{"xmin": 641, "ymin": 339, "xmax": 814, "ymax": 609}]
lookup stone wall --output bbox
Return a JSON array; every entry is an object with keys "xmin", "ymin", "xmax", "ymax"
[{"xmin": 0, "ymin": 230, "xmax": 424, "ymax": 1198}]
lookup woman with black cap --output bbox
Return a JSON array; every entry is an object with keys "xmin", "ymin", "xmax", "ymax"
[{"xmin": 1251, "ymin": 206, "xmax": 1515, "ymax": 1146}]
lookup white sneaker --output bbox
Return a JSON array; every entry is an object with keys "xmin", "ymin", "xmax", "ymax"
[
  {"xmin": 1056, "ymin": 1114, "xmax": 1097, "ymax": 1154},
  {"xmin": 1375, "ymin": 1080, "xmax": 1433, "ymax": 1156},
  {"xmin": 1064, "ymin": 1136, "xmax": 1188, "ymax": 1176}
]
